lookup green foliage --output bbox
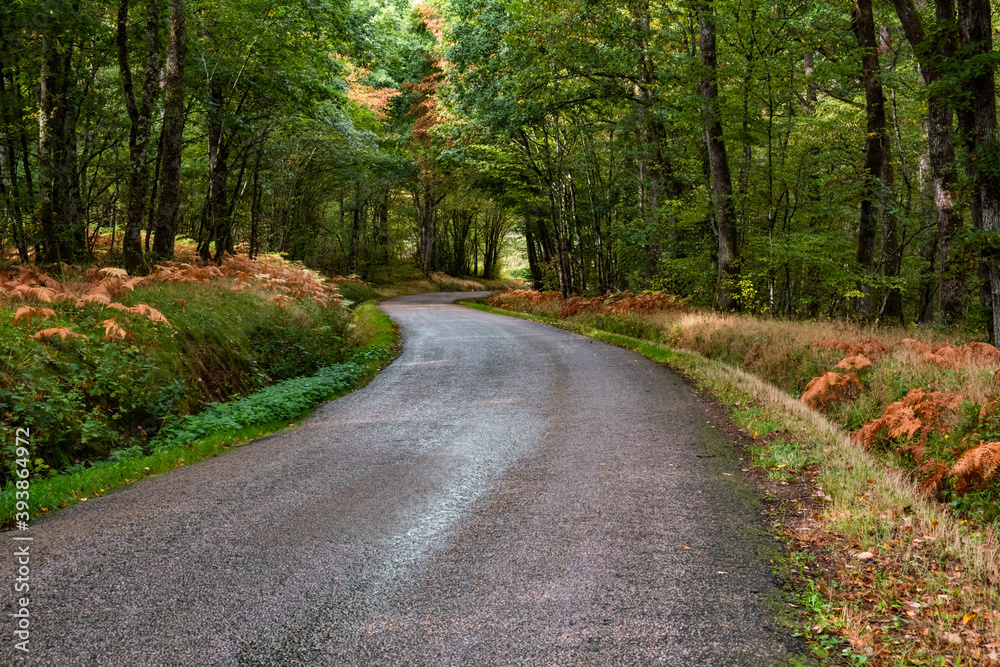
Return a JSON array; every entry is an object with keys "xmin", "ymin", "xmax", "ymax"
[
  {"xmin": 151, "ymin": 361, "xmax": 366, "ymax": 451},
  {"xmin": 335, "ymin": 281, "xmax": 383, "ymax": 304},
  {"xmin": 0, "ymin": 284, "xmax": 352, "ymax": 482},
  {"xmin": 589, "ymin": 314, "xmax": 663, "ymax": 342},
  {"xmin": 0, "ymin": 301, "xmax": 397, "ymax": 527}
]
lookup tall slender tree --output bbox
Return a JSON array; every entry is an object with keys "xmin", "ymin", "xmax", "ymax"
[
  {"xmin": 956, "ymin": 0, "xmax": 1000, "ymax": 343},
  {"xmin": 852, "ymin": 0, "xmax": 898, "ymax": 322},
  {"xmin": 152, "ymin": 0, "xmax": 187, "ymax": 260},
  {"xmin": 697, "ymin": 0, "xmax": 738, "ymax": 311},
  {"xmin": 117, "ymin": 0, "xmax": 162, "ymax": 273}
]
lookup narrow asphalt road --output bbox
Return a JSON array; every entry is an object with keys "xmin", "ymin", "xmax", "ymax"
[{"xmin": 7, "ymin": 292, "xmax": 800, "ymax": 666}]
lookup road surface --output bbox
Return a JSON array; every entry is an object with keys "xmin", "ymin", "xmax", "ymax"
[{"xmin": 7, "ymin": 292, "xmax": 800, "ymax": 665}]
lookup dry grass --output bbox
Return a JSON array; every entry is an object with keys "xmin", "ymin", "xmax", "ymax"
[
  {"xmin": 583, "ymin": 328, "xmax": 1000, "ymax": 666},
  {"xmin": 1, "ymin": 246, "xmax": 344, "ymax": 318},
  {"xmin": 489, "ymin": 289, "xmax": 1000, "ymax": 521}
]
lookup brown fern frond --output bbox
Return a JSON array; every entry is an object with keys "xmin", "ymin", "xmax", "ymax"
[
  {"xmin": 800, "ymin": 372, "xmax": 862, "ymax": 411},
  {"xmin": 130, "ymin": 303, "xmax": 169, "ymax": 325},
  {"xmin": 915, "ymin": 460, "xmax": 951, "ymax": 497},
  {"xmin": 814, "ymin": 339, "xmax": 850, "ymax": 352},
  {"xmin": 853, "ymin": 389, "xmax": 962, "ymax": 451},
  {"xmin": 835, "ymin": 354, "xmax": 873, "ymax": 372},
  {"xmin": 951, "ymin": 442, "xmax": 1000, "ymax": 493},
  {"xmin": 847, "ymin": 337, "xmax": 889, "ymax": 361},
  {"xmin": 32, "ymin": 327, "xmax": 88, "ymax": 342},
  {"xmin": 95, "ymin": 319, "xmax": 130, "ymax": 342},
  {"xmin": 12, "ymin": 307, "xmax": 56, "ymax": 324},
  {"xmin": 77, "ymin": 293, "xmax": 112, "ymax": 306}
]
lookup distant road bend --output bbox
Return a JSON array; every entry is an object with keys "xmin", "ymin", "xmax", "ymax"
[{"xmin": 11, "ymin": 292, "xmax": 799, "ymax": 665}]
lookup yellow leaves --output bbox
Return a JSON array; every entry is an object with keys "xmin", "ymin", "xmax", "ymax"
[{"xmin": 963, "ymin": 611, "xmax": 978, "ymax": 624}]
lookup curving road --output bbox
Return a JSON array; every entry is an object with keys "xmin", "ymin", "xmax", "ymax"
[{"xmin": 7, "ymin": 292, "xmax": 800, "ymax": 666}]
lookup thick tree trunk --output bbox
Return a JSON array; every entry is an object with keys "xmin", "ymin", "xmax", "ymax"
[
  {"xmin": 117, "ymin": 0, "xmax": 162, "ymax": 274},
  {"xmin": 956, "ymin": 0, "xmax": 1000, "ymax": 343},
  {"xmin": 524, "ymin": 210, "xmax": 544, "ymax": 289},
  {"xmin": 0, "ymin": 20, "xmax": 29, "ymax": 263},
  {"xmin": 876, "ymin": 24, "xmax": 902, "ymax": 324},
  {"xmin": 38, "ymin": 29, "xmax": 62, "ymax": 265},
  {"xmin": 697, "ymin": 1, "xmax": 738, "ymax": 311},
  {"xmin": 853, "ymin": 0, "xmax": 895, "ymax": 322},
  {"xmin": 416, "ymin": 183, "xmax": 440, "ymax": 272},
  {"xmin": 375, "ymin": 189, "xmax": 390, "ymax": 266},
  {"xmin": 202, "ymin": 81, "xmax": 230, "ymax": 262},
  {"xmin": 153, "ymin": 0, "xmax": 187, "ymax": 260},
  {"xmin": 892, "ymin": 0, "xmax": 963, "ymax": 324},
  {"xmin": 349, "ymin": 182, "xmax": 362, "ymax": 273}
]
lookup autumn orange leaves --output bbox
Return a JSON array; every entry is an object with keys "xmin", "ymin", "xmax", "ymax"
[
  {"xmin": 486, "ymin": 288, "xmax": 689, "ymax": 319},
  {"xmin": 801, "ymin": 336, "xmax": 1000, "ymax": 500},
  {"xmin": 3, "ymin": 265, "xmax": 169, "ymax": 343},
  {"xmin": 3, "ymin": 250, "xmax": 344, "ymax": 346}
]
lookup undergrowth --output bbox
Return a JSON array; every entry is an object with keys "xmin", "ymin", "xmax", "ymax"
[
  {"xmin": 0, "ymin": 249, "xmax": 365, "ymax": 484},
  {"xmin": 0, "ymin": 302, "xmax": 397, "ymax": 527}
]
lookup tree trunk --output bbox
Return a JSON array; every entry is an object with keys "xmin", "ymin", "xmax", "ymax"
[
  {"xmin": 524, "ymin": 209, "xmax": 543, "ymax": 289},
  {"xmin": 0, "ymin": 19, "xmax": 29, "ymax": 263},
  {"xmin": 876, "ymin": 25, "xmax": 902, "ymax": 324},
  {"xmin": 248, "ymin": 146, "xmax": 263, "ymax": 259},
  {"xmin": 202, "ymin": 80, "xmax": 230, "ymax": 262},
  {"xmin": 697, "ymin": 0, "xmax": 738, "ymax": 310},
  {"xmin": 38, "ymin": 28, "xmax": 62, "ymax": 265},
  {"xmin": 891, "ymin": 0, "xmax": 962, "ymax": 324},
  {"xmin": 152, "ymin": 0, "xmax": 187, "ymax": 260},
  {"xmin": 117, "ymin": 0, "xmax": 162, "ymax": 274},
  {"xmin": 852, "ymin": 0, "xmax": 895, "ymax": 322},
  {"xmin": 349, "ymin": 181, "xmax": 362, "ymax": 273},
  {"xmin": 375, "ymin": 189, "xmax": 389, "ymax": 266},
  {"xmin": 956, "ymin": 0, "xmax": 1000, "ymax": 343},
  {"xmin": 59, "ymin": 46, "xmax": 85, "ymax": 259}
]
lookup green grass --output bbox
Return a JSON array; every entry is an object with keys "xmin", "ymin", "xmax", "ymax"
[{"xmin": 0, "ymin": 302, "xmax": 398, "ymax": 528}]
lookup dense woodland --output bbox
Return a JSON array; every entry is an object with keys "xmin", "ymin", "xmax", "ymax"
[{"xmin": 2, "ymin": 0, "xmax": 1000, "ymax": 335}]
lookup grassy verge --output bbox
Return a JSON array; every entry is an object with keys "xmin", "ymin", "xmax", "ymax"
[
  {"xmin": 467, "ymin": 300, "xmax": 1000, "ymax": 667},
  {"xmin": 0, "ymin": 302, "xmax": 398, "ymax": 528},
  {"xmin": 1, "ymin": 254, "xmax": 353, "ymax": 477}
]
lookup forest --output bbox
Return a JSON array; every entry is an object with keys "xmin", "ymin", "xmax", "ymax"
[{"xmin": 1, "ymin": 0, "xmax": 1000, "ymax": 339}]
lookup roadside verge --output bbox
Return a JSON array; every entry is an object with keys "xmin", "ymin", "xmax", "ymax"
[
  {"xmin": 0, "ymin": 302, "xmax": 399, "ymax": 528},
  {"xmin": 464, "ymin": 300, "xmax": 1000, "ymax": 666}
]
